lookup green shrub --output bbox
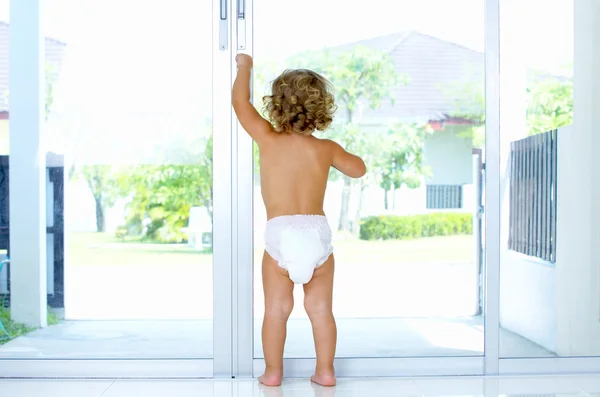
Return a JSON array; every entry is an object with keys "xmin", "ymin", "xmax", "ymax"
[{"xmin": 360, "ymin": 212, "xmax": 473, "ymax": 240}]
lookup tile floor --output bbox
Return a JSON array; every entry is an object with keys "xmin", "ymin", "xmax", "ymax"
[{"xmin": 1, "ymin": 375, "xmax": 600, "ymax": 397}]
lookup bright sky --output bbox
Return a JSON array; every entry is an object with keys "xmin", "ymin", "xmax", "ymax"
[{"xmin": 0, "ymin": 0, "xmax": 573, "ymax": 162}]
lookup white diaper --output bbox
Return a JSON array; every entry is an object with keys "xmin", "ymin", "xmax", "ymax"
[{"xmin": 265, "ymin": 215, "xmax": 333, "ymax": 284}]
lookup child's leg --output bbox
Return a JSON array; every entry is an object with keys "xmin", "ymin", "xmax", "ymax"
[
  {"xmin": 303, "ymin": 255, "xmax": 336, "ymax": 387},
  {"xmin": 259, "ymin": 251, "xmax": 294, "ymax": 387}
]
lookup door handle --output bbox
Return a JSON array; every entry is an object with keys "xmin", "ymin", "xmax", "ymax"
[
  {"xmin": 219, "ymin": 0, "xmax": 228, "ymax": 50},
  {"xmin": 237, "ymin": 0, "xmax": 246, "ymax": 50}
]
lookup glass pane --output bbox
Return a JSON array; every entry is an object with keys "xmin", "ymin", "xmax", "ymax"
[
  {"xmin": 253, "ymin": 0, "xmax": 486, "ymax": 359},
  {"xmin": 499, "ymin": 0, "xmax": 576, "ymax": 358},
  {"xmin": 0, "ymin": 0, "xmax": 214, "ymax": 359}
]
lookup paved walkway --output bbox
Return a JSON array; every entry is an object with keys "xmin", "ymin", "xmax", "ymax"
[
  {"xmin": 63, "ymin": 261, "xmax": 480, "ymax": 319},
  {"xmin": 2, "ymin": 260, "xmax": 554, "ymax": 360},
  {"xmin": 0, "ymin": 316, "xmax": 553, "ymax": 359}
]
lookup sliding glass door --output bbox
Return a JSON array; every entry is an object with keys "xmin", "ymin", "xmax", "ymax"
[
  {"xmin": 234, "ymin": 0, "xmax": 491, "ymax": 378},
  {"xmin": 0, "ymin": 0, "xmax": 232, "ymax": 377}
]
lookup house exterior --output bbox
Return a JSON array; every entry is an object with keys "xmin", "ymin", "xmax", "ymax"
[
  {"xmin": 324, "ymin": 31, "xmax": 485, "ymax": 214},
  {"xmin": 324, "ymin": 31, "xmax": 567, "ymax": 215}
]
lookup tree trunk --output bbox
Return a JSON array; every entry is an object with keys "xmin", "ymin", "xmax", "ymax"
[
  {"xmin": 94, "ymin": 196, "xmax": 105, "ymax": 232},
  {"xmin": 338, "ymin": 176, "xmax": 352, "ymax": 232},
  {"xmin": 384, "ymin": 188, "xmax": 389, "ymax": 210},
  {"xmin": 352, "ymin": 182, "xmax": 366, "ymax": 236},
  {"xmin": 68, "ymin": 164, "xmax": 77, "ymax": 181},
  {"xmin": 392, "ymin": 188, "xmax": 396, "ymax": 210}
]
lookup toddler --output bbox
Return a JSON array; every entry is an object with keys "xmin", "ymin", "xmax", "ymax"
[{"xmin": 232, "ymin": 54, "xmax": 366, "ymax": 387}]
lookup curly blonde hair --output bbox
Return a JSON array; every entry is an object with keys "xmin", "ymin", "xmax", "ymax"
[{"xmin": 262, "ymin": 69, "xmax": 336, "ymax": 135}]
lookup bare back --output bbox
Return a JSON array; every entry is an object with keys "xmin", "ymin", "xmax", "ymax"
[
  {"xmin": 231, "ymin": 60, "xmax": 366, "ymax": 220},
  {"xmin": 258, "ymin": 133, "xmax": 333, "ymax": 219}
]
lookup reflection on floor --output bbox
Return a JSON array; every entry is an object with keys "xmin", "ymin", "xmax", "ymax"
[
  {"xmin": 0, "ymin": 376, "xmax": 599, "ymax": 397},
  {"xmin": 0, "ymin": 316, "xmax": 553, "ymax": 359}
]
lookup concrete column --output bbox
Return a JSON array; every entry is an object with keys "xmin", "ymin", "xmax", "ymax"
[
  {"xmin": 555, "ymin": 0, "xmax": 600, "ymax": 356},
  {"xmin": 9, "ymin": 0, "xmax": 48, "ymax": 327}
]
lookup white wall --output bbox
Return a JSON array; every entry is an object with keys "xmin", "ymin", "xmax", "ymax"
[
  {"xmin": 499, "ymin": 252, "xmax": 557, "ymax": 352},
  {"xmin": 423, "ymin": 126, "xmax": 474, "ymax": 185},
  {"xmin": 556, "ymin": 123, "xmax": 600, "ymax": 356},
  {"xmin": 553, "ymin": 0, "xmax": 600, "ymax": 357}
]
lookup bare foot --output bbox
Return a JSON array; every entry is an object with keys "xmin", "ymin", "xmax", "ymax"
[
  {"xmin": 258, "ymin": 369, "xmax": 283, "ymax": 387},
  {"xmin": 311, "ymin": 372, "xmax": 336, "ymax": 387}
]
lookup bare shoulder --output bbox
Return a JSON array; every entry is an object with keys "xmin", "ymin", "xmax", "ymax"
[
  {"xmin": 315, "ymin": 138, "xmax": 341, "ymax": 152},
  {"xmin": 323, "ymin": 138, "xmax": 367, "ymax": 178}
]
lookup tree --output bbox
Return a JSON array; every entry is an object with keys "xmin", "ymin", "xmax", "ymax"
[
  {"xmin": 122, "ymin": 135, "xmax": 213, "ymax": 242},
  {"xmin": 80, "ymin": 166, "xmax": 124, "ymax": 232},
  {"xmin": 197, "ymin": 135, "xmax": 213, "ymax": 221},
  {"xmin": 289, "ymin": 46, "xmax": 408, "ymax": 233},
  {"xmin": 526, "ymin": 72, "xmax": 573, "ymax": 135},
  {"xmin": 374, "ymin": 123, "xmax": 433, "ymax": 210},
  {"xmin": 445, "ymin": 65, "xmax": 574, "ymax": 144}
]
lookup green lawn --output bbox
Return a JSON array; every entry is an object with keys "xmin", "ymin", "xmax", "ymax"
[
  {"xmin": 69, "ymin": 232, "xmax": 473, "ymax": 267},
  {"xmin": 69, "ymin": 233, "xmax": 211, "ymax": 267}
]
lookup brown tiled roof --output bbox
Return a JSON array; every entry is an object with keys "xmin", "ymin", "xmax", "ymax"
[
  {"xmin": 331, "ymin": 31, "xmax": 485, "ymax": 124},
  {"xmin": 330, "ymin": 30, "xmax": 567, "ymax": 124}
]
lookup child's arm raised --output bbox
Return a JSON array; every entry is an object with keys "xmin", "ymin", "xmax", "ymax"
[
  {"xmin": 328, "ymin": 140, "xmax": 367, "ymax": 178},
  {"xmin": 232, "ymin": 54, "xmax": 272, "ymax": 142}
]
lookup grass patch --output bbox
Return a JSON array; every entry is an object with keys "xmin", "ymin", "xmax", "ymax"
[
  {"xmin": 0, "ymin": 306, "xmax": 61, "ymax": 345},
  {"xmin": 69, "ymin": 232, "xmax": 212, "ymax": 267},
  {"xmin": 70, "ymin": 232, "xmax": 473, "ymax": 268}
]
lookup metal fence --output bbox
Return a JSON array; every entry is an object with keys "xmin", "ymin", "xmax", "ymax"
[{"xmin": 508, "ymin": 129, "xmax": 558, "ymax": 262}]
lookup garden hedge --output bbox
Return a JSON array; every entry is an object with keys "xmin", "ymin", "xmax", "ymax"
[{"xmin": 359, "ymin": 213, "xmax": 473, "ymax": 240}]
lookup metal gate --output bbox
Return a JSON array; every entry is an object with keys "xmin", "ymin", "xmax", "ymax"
[{"xmin": 0, "ymin": 154, "xmax": 65, "ymax": 308}]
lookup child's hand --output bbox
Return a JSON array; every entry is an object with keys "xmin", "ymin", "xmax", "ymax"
[{"xmin": 236, "ymin": 53, "xmax": 253, "ymax": 69}]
